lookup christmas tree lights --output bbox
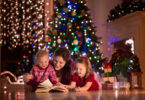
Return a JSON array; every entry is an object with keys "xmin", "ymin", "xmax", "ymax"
[
  {"xmin": 48, "ymin": 0, "xmax": 105, "ymax": 72},
  {"xmin": 0, "ymin": 0, "xmax": 48, "ymax": 50}
]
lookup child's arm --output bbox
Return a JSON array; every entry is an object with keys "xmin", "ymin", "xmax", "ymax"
[
  {"xmin": 65, "ymin": 81, "xmax": 76, "ymax": 89},
  {"xmin": 23, "ymin": 73, "xmax": 33, "ymax": 83},
  {"xmin": 23, "ymin": 66, "xmax": 35, "ymax": 83},
  {"xmin": 75, "ymin": 82, "xmax": 92, "ymax": 92},
  {"xmin": 49, "ymin": 65, "xmax": 58, "ymax": 84}
]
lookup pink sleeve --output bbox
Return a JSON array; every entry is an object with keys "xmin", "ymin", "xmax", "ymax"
[
  {"xmin": 49, "ymin": 65, "xmax": 57, "ymax": 84},
  {"xmin": 29, "ymin": 66, "xmax": 35, "ymax": 76},
  {"xmin": 26, "ymin": 66, "xmax": 36, "ymax": 85}
]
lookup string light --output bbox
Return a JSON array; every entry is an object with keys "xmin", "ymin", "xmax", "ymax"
[{"xmin": 1, "ymin": 0, "xmax": 51, "ymax": 50}]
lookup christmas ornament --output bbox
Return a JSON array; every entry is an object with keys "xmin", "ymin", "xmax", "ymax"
[
  {"xmin": 81, "ymin": 10, "xmax": 85, "ymax": 17},
  {"xmin": 103, "ymin": 62, "xmax": 115, "ymax": 83},
  {"xmin": 63, "ymin": 8, "xmax": 68, "ymax": 13},
  {"xmin": 71, "ymin": 10, "xmax": 76, "ymax": 16},
  {"xmin": 57, "ymin": 13, "xmax": 62, "ymax": 18},
  {"xmin": 76, "ymin": 26, "xmax": 79, "ymax": 29},
  {"xmin": 58, "ymin": 0, "xmax": 65, "ymax": 6},
  {"xmin": 53, "ymin": 29, "xmax": 57, "ymax": 35},
  {"xmin": 73, "ymin": 40, "xmax": 78, "ymax": 45},
  {"xmin": 67, "ymin": 23, "xmax": 72, "ymax": 28},
  {"xmin": 77, "ymin": 32, "xmax": 82, "ymax": 37},
  {"xmin": 57, "ymin": 38, "xmax": 61, "ymax": 44}
]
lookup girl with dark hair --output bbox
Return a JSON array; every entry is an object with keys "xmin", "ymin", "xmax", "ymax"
[{"xmin": 50, "ymin": 47, "xmax": 75, "ymax": 85}]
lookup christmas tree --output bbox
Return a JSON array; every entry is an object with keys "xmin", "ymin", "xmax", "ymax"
[
  {"xmin": 0, "ymin": 0, "xmax": 46, "ymax": 73},
  {"xmin": 47, "ymin": 0, "xmax": 105, "ymax": 72},
  {"xmin": 0, "ymin": 0, "xmax": 46, "ymax": 50}
]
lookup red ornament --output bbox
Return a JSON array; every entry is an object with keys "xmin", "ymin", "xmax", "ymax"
[
  {"xmin": 79, "ymin": 41, "xmax": 82, "ymax": 45},
  {"xmin": 104, "ymin": 62, "xmax": 111, "ymax": 68},
  {"xmin": 77, "ymin": 32, "xmax": 82, "ymax": 37},
  {"xmin": 26, "ymin": 56, "xmax": 29, "ymax": 59},
  {"xmin": 77, "ymin": 26, "xmax": 79, "ymax": 29}
]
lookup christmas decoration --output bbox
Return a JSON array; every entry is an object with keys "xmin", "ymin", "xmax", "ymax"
[
  {"xmin": 103, "ymin": 61, "xmax": 115, "ymax": 83},
  {"xmin": 0, "ymin": 0, "xmax": 52, "ymax": 73},
  {"xmin": 110, "ymin": 49, "xmax": 141, "ymax": 79},
  {"xmin": 58, "ymin": 0, "xmax": 66, "ymax": 6},
  {"xmin": 57, "ymin": 38, "xmax": 62, "ymax": 44},
  {"xmin": 107, "ymin": 0, "xmax": 145, "ymax": 22},
  {"xmin": 0, "ymin": 0, "xmax": 47, "ymax": 50},
  {"xmin": 48, "ymin": 0, "xmax": 105, "ymax": 72},
  {"xmin": 73, "ymin": 40, "xmax": 78, "ymax": 45}
]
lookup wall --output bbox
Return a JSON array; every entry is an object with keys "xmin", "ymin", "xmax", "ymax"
[
  {"xmin": 0, "ymin": 0, "xmax": 1, "ymax": 72},
  {"xmin": 87, "ymin": 0, "xmax": 122, "ymax": 59}
]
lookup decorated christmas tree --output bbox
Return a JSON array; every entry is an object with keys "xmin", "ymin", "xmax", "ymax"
[
  {"xmin": 47, "ymin": 0, "xmax": 105, "ymax": 72},
  {"xmin": 0, "ymin": 0, "xmax": 46, "ymax": 73}
]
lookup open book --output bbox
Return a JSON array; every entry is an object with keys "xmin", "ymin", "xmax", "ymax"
[{"xmin": 35, "ymin": 79, "xmax": 68, "ymax": 93}]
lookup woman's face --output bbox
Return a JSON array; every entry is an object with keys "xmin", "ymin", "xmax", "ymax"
[{"xmin": 53, "ymin": 56, "xmax": 66, "ymax": 71}]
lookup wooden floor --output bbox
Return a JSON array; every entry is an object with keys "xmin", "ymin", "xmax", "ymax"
[{"xmin": 1, "ymin": 89, "xmax": 145, "ymax": 100}]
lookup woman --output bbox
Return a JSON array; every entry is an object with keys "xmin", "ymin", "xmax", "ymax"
[
  {"xmin": 50, "ymin": 47, "xmax": 75, "ymax": 85},
  {"xmin": 24, "ymin": 47, "xmax": 75, "ymax": 87}
]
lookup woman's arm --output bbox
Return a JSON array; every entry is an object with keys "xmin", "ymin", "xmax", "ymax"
[
  {"xmin": 75, "ymin": 82, "xmax": 92, "ymax": 92},
  {"xmin": 65, "ymin": 81, "xmax": 76, "ymax": 89}
]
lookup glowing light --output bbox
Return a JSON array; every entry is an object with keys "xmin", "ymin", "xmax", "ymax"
[{"xmin": 125, "ymin": 38, "xmax": 134, "ymax": 54}]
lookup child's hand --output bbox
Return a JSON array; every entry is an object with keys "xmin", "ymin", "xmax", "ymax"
[
  {"xmin": 23, "ymin": 73, "xmax": 33, "ymax": 83},
  {"xmin": 75, "ymin": 87, "xmax": 81, "ymax": 92},
  {"xmin": 56, "ymin": 82, "xmax": 65, "ymax": 87}
]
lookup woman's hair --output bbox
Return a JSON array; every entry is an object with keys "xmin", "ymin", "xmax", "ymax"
[
  {"xmin": 53, "ymin": 47, "xmax": 72, "ymax": 84},
  {"xmin": 76, "ymin": 57, "xmax": 92, "ymax": 78},
  {"xmin": 53, "ymin": 47, "xmax": 70, "ymax": 62},
  {"xmin": 34, "ymin": 49, "xmax": 49, "ymax": 65}
]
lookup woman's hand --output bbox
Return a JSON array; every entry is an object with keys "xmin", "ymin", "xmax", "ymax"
[
  {"xmin": 23, "ymin": 73, "xmax": 33, "ymax": 83},
  {"xmin": 75, "ymin": 87, "xmax": 81, "ymax": 92}
]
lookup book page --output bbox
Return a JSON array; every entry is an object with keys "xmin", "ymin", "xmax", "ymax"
[
  {"xmin": 35, "ymin": 79, "xmax": 68, "ymax": 93},
  {"xmin": 37, "ymin": 79, "xmax": 53, "ymax": 89}
]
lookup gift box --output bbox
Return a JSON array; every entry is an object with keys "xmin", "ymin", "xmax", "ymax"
[{"xmin": 102, "ymin": 83, "xmax": 113, "ymax": 90}]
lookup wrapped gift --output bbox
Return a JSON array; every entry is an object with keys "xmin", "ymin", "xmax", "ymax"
[
  {"xmin": 103, "ymin": 62, "xmax": 115, "ymax": 83},
  {"xmin": 102, "ymin": 83, "xmax": 113, "ymax": 90}
]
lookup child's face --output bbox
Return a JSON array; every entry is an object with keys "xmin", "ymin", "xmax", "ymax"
[
  {"xmin": 76, "ymin": 63, "xmax": 87, "ymax": 78},
  {"xmin": 53, "ymin": 56, "xmax": 66, "ymax": 71},
  {"xmin": 38, "ymin": 55, "xmax": 49, "ymax": 68}
]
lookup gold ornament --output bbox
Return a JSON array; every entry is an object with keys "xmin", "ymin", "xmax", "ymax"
[
  {"xmin": 57, "ymin": 13, "xmax": 62, "ymax": 18},
  {"xmin": 67, "ymin": 23, "xmax": 72, "ymax": 28},
  {"xmin": 81, "ymin": 10, "xmax": 85, "ymax": 17},
  {"xmin": 53, "ymin": 29, "xmax": 57, "ymax": 35},
  {"xmin": 57, "ymin": 38, "xmax": 61, "ymax": 44},
  {"xmin": 72, "ymin": 11, "xmax": 76, "ymax": 16},
  {"xmin": 58, "ymin": 0, "xmax": 65, "ymax": 6},
  {"xmin": 63, "ymin": 8, "xmax": 68, "ymax": 13},
  {"xmin": 73, "ymin": 40, "xmax": 78, "ymax": 45},
  {"xmin": 77, "ymin": 26, "xmax": 80, "ymax": 29}
]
